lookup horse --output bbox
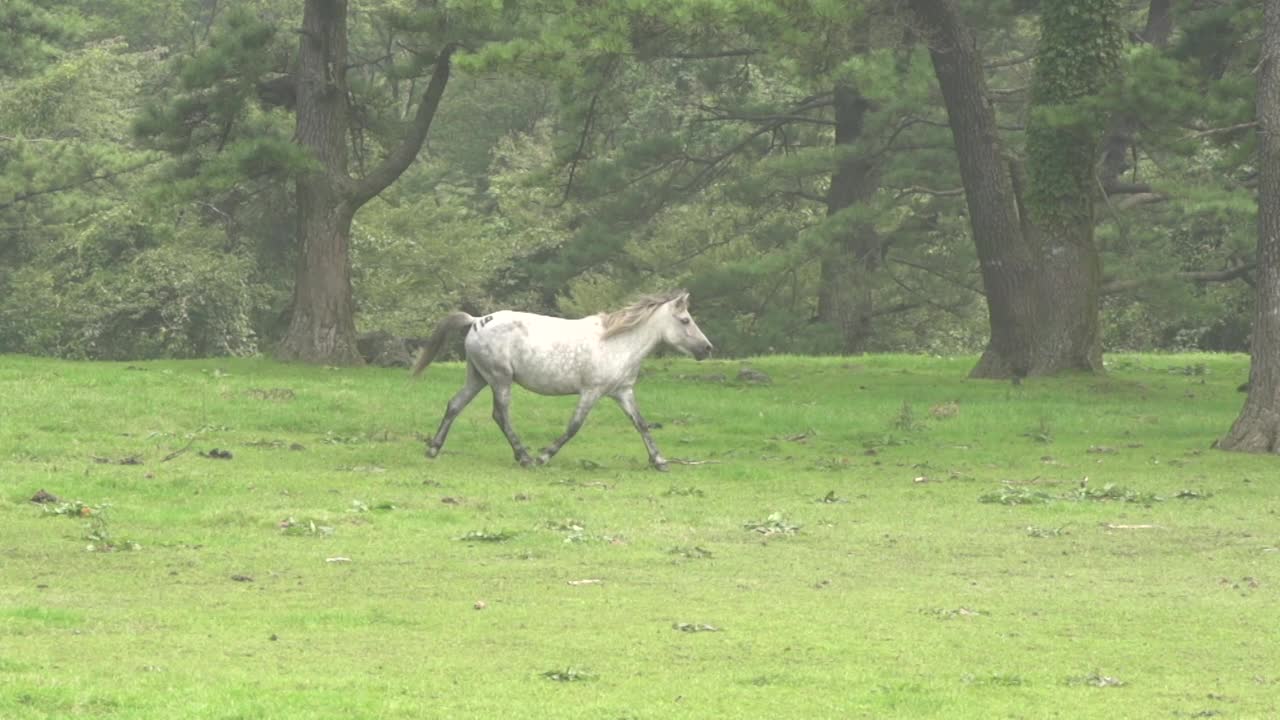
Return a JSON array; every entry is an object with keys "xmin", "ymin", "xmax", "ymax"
[{"xmin": 411, "ymin": 290, "xmax": 714, "ymax": 471}]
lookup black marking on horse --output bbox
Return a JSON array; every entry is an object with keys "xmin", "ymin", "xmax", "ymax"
[{"xmin": 475, "ymin": 314, "xmax": 495, "ymax": 331}]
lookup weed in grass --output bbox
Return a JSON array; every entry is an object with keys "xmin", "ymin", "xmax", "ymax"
[
  {"xmin": 978, "ymin": 484, "xmax": 1054, "ymax": 505},
  {"xmin": 541, "ymin": 668, "xmax": 595, "ymax": 682},
  {"xmin": 929, "ymin": 401, "xmax": 960, "ymax": 419},
  {"xmin": 811, "ymin": 456, "xmax": 853, "ymax": 471},
  {"xmin": 1024, "ymin": 417, "xmax": 1054, "ymax": 444},
  {"xmin": 279, "ymin": 518, "xmax": 335, "ymax": 537},
  {"xmin": 455, "ymin": 529, "xmax": 516, "ymax": 543},
  {"xmin": 962, "ymin": 673, "xmax": 1026, "ymax": 687},
  {"xmin": 743, "ymin": 512, "xmax": 801, "ymax": 536},
  {"xmin": 40, "ymin": 500, "xmax": 140, "ymax": 551},
  {"xmin": 1174, "ymin": 489, "xmax": 1213, "ymax": 500},
  {"xmin": 668, "ymin": 546, "xmax": 714, "ymax": 559},
  {"xmin": 892, "ymin": 401, "xmax": 925, "ymax": 432},
  {"xmin": 244, "ymin": 388, "xmax": 295, "ymax": 401},
  {"xmin": 1068, "ymin": 672, "xmax": 1126, "ymax": 688},
  {"xmin": 1067, "ymin": 482, "xmax": 1161, "ymax": 504}
]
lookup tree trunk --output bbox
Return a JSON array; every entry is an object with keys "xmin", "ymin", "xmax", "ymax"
[
  {"xmin": 1019, "ymin": 0, "xmax": 1121, "ymax": 375},
  {"xmin": 1218, "ymin": 1, "xmax": 1280, "ymax": 453},
  {"xmin": 276, "ymin": 0, "xmax": 456, "ymax": 364},
  {"xmin": 907, "ymin": 0, "xmax": 1042, "ymax": 378},
  {"xmin": 277, "ymin": 0, "xmax": 362, "ymax": 364},
  {"xmin": 817, "ymin": 84, "xmax": 881, "ymax": 354},
  {"xmin": 910, "ymin": 0, "xmax": 1117, "ymax": 378}
]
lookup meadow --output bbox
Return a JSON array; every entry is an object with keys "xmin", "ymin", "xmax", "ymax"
[{"xmin": 1, "ymin": 352, "xmax": 1277, "ymax": 719}]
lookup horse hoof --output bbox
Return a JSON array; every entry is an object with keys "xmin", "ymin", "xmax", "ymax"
[
  {"xmin": 426, "ymin": 446, "xmax": 440, "ymax": 459},
  {"xmin": 653, "ymin": 461, "xmax": 669, "ymax": 472},
  {"xmin": 517, "ymin": 456, "xmax": 534, "ymax": 468}
]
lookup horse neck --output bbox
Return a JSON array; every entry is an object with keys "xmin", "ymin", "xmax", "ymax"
[{"xmin": 603, "ymin": 318, "xmax": 664, "ymax": 368}]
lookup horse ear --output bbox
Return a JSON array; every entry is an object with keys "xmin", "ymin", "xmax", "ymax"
[{"xmin": 671, "ymin": 292, "xmax": 689, "ymax": 311}]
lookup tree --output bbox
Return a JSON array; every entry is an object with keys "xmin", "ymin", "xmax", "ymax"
[
  {"xmin": 908, "ymin": 0, "xmax": 1123, "ymax": 378},
  {"xmin": 1218, "ymin": 0, "xmax": 1280, "ymax": 453},
  {"xmin": 277, "ymin": 1, "xmax": 456, "ymax": 364}
]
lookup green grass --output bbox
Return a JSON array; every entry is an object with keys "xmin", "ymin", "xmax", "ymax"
[{"xmin": 1, "ymin": 352, "xmax": 1277, "ymax": 719}]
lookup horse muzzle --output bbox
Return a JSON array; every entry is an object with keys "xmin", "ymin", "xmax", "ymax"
[{"xmin": 693, "ymin": 344, "xmax": 713, "ymax": 361}]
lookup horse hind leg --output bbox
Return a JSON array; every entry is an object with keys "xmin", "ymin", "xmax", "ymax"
[
  {"xmin": 490, "ymin": 381, "xmax": 534, "ymax": 467},
  {"xmin": 427, "ymin": 362, "xmax": 487, "ymax": 458}
]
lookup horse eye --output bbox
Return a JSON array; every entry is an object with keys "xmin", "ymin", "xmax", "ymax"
[{"xmin": 679, "ymin": 317, "xmax": 691, "ymax": 325}]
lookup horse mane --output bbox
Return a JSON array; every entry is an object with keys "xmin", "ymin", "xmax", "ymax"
[{"xmin": 600, "ymin": 289, "xmax": 686, "ymax": 339}]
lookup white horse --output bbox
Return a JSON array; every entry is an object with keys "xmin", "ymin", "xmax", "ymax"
[{"xmin": 412, "ymin": 290, "xmax": 714, "ymax": 470}]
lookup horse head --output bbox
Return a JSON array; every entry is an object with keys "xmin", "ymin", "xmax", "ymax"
[{"xmin": 660, "ymin": 292, "xmax": 714, "ymax": 361}]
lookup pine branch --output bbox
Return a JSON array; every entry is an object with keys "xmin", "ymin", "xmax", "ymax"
[
  {"xmin": 0, "ymin": 158, "xmax": 163, "ymax": 212},
  {"xmin": 1100, "ymin": 262, "xmax": 1256, "ymax": 295}
]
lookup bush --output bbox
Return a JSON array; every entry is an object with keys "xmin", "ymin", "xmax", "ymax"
[{"xmin": 0, "ymin": 211, "xmax": 266, "ymax": 359}]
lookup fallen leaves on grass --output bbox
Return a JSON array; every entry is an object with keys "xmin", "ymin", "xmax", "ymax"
[
  {"xmin": 92, "ymin": 455, "xmax": 143, "ymax": 465},
  {"xmin": 1067, "ymin": 672, "xmax": 1126, "ymax": 688},
  {"xmin": 673, "ymin": 622, "xmax": 722, "ymax": 633},
  {"xmin": 921, "ymin": 607, "xmax": 986, "ymax": 620},
  {"xmin": 743, "ymin": 512, "xmax": 801, "ymax": 536}
]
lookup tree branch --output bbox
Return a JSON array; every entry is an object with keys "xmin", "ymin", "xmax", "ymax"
[
  {"xmin": 1100, "ymin": 262, "xmax": 1257, "ymax": 295},
  {"xmin": 661, "ymin": 49, "xmax": 760, "ymax": 60},
  {"xmin": 0, "ymin": 158, "xmax": 163, "ymax": 212},
  {"xmin": 346, "ymin": 44, "xmax": 458, "ymax": 209}
]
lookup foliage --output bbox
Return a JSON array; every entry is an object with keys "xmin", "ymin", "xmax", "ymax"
[{"xmin": 0, "ymin": 0, "xmax": 1270, "ymax": 359}]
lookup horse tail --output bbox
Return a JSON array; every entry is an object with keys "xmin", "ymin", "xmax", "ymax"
[{"xmin": 411, "ymin": 312, "xmax": 474, "ymax": 378}]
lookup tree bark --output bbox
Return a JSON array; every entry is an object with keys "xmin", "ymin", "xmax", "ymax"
[
  {"xmin": 276, "ymin": 0, "xmax": 455, "ymax": 364},
  {"xmin": 1218, "ymin": 1, "xmax": 1280, "ymax": 453},
  {"xmin": 817, "ymin": 84, "xmax": 881, "ymax": 354}
]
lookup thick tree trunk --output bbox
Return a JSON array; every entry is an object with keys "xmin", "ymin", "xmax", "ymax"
[
  {"xmin": 1019, "ymin": 0, "xmax": 1121, "ymax": 375},
  {"xmin": 1218, "ymin": 1, "xmax": 1280, "ymax": 453},
  {"xmin": 910, "ymin": 0, "xmax": 1116, "ymax": 378},
  {"xmin": 907, "ymin": 0, "xmax": 1041, "ymax": 378},
  {"xmin": 817, "ymin": 84, "xmax": 880, "ymax": 354},
  {"xmin": 277, "ymin": 0, "xmax": 362, "ymax": 364},
  {"xmin": 276, "ymin": 0, "xmax": 456, "ymax": 364}
]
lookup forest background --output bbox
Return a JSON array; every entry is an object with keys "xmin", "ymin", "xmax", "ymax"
[{"xmin": 0, "ymin": 0, "xmax": 1264, "ymax": 368}]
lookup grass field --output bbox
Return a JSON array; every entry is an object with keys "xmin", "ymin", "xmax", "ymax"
[{"xmin": 1, "ymin": 352, "xmax": 1277, "ymax": 719}]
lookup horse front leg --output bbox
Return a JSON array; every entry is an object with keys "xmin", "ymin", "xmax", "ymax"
[
  {"xmin": 536, "ymin": 391, "xmax": 603, "ymax": 466},
  {"xmin": 612, "ymin": 388, "xmax": 667, "ymax": 471},
  {"xmin": 490, "ymin": 383, "xmax": 534, "ymax": 467}
]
